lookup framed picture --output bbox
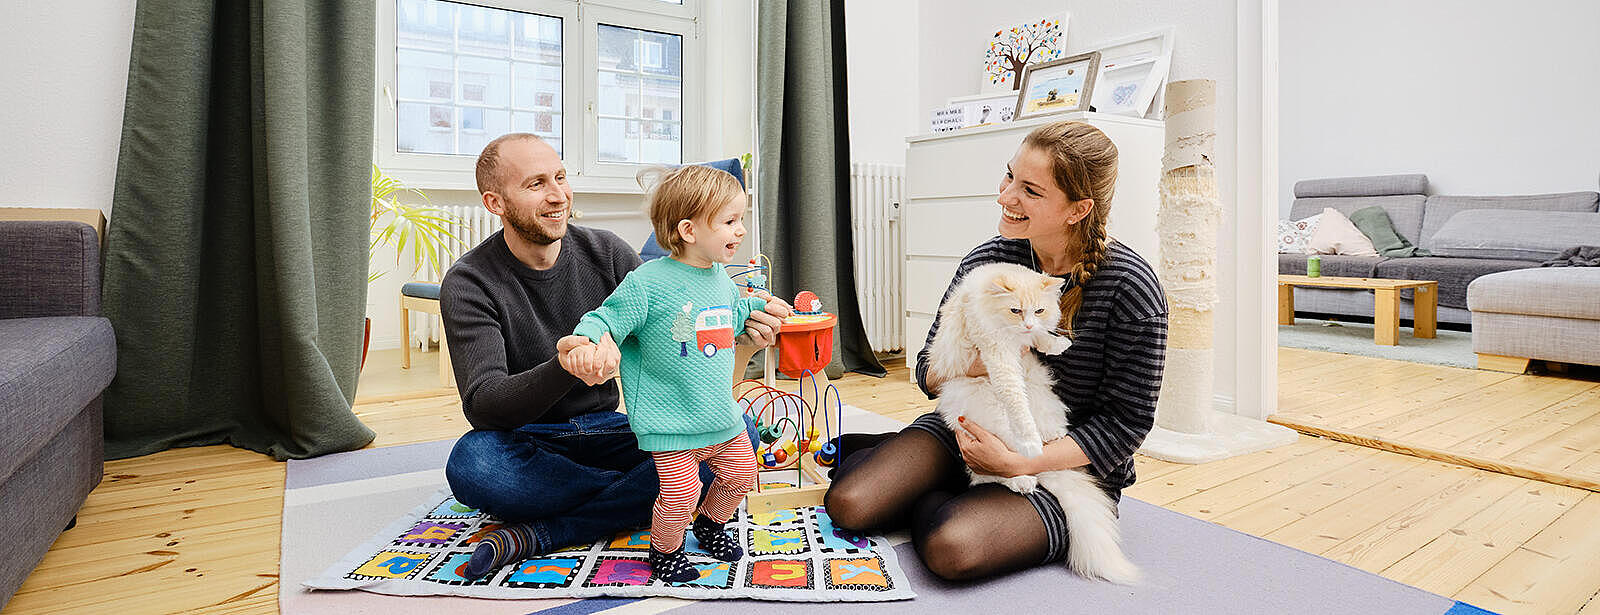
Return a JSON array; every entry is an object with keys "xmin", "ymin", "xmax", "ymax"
[
  {"xmin": 1082, "ymin": 27, "xmax": 1175, "ymax": 118},
  {"xmin": 981, "ymin": 14, "xmax": 1068, "ymax": 94},
  {"xmin": 948, "ymin": 92, "xmax": 1017, "ymax": 127},
  {"xmin": 1013, "ymin": 51, "xmax": 1100, "ymax": 120}
]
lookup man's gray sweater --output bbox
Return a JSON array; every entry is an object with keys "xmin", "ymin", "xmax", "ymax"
[{"xmin": 439, "ymin": 225, "xmax": 643, "ymax": 431}]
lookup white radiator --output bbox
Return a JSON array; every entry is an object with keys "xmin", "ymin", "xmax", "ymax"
[
  {"xmin": 408, "ymin": 205, "xmax": 503, "ymax": 349},
  {"xmin": 849, "ymin": 162, "xmax": 907, "ymax": 353}
]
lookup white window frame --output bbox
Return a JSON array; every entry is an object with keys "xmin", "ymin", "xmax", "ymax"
[
  {"xmin": 374, "ymin": 0, "xmax": 702, "ymax": 193},
  {"xmin": 582, "ymin": 4, "xmax": 702, "ymax": 184}
]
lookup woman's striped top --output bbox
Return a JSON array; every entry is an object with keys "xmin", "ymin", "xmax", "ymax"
[{"xmin": 915, "ymin": 237, "xmax": 1169, "ymax": 492}]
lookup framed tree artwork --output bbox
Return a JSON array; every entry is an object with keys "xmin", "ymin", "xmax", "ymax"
[{"xmin": 982, "ymin": 14, "xmax": 1068, "ymax": 93}]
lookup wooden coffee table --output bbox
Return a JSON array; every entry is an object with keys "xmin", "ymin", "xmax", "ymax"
[{"xmin": 1277, "ymin": 274, "xmax": 1438, "ymax": 345}]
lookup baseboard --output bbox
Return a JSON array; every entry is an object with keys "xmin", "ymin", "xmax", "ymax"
[
  {"xmin": 370, "ymin": 335, "xmax": 439, "ymax": 352},
  {"xmin": 369, "ymin": 335, "xmax": 405, "ymax": 351},
  {"xmin": 1213, "ymin": 393, "xmax": 1236, "ymax": 415}
]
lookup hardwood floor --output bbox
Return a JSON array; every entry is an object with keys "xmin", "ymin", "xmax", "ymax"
[
  {"xmin": 1272, "ymin": 347, "xmax": 1600, "ymax": 491},
  {"xmin": 4, "ymin": 350, "xmax": 1598, "ymax": 614}
]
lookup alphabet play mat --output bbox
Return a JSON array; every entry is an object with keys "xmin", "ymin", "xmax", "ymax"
[{"xmin": 303, "ymin": 488, "xmax": 915, "ymax": 602}]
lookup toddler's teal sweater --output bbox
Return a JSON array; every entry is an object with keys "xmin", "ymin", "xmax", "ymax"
[{"xmin": 574, "ymin": 257, "xmax": 766, "ymax": 451}]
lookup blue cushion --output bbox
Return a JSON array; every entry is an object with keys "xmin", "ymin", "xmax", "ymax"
[
  {"xmin": 400, "ymin": 281, "xmax": 441, "ymax": 300},
  {"xmin": 696, "ymin": 158, "xmax": 746, "ymax": 191},
  {"xmin": 640, "ymin": 158, "xmax": 746, "ymax": 262}
]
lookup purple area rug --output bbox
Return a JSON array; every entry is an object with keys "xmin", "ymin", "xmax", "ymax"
[{"xmin": 281, "ymin": 426, "xmax": 1491, "ymax": 614}]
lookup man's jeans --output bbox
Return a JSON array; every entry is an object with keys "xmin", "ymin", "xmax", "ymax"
[{"xmin": 445, "ymin": 411, "xmax": 759, "ymax": 552}]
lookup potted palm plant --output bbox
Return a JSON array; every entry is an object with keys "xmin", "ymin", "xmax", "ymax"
[{"xmin": 366, "ymin": 165, "xmax": 462, "ymax": 368}]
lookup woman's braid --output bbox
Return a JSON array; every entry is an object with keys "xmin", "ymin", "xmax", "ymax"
[{"xmin": 1022, "ymin": 121, "xmax": 1118, "ymax": 335}]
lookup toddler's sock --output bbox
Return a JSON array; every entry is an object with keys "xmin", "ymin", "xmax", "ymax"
[
  {"xmin": 691, "ymin": 515, "xmax": 744, "ymax": 562},
  {"xmin": 465, "ymin": 523, "xmax": 539, "ymax": 579},
  {"xmin": 649, "ymin": 547, "xmax": 700, "ymax": 583}
]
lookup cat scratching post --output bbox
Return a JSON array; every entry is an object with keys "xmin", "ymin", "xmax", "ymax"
[{"xmin": 1139, "ymin": 80, "xmax": 1296, "ymax": 464}]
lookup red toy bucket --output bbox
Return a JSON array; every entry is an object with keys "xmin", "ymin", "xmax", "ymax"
[{"xmin": 776, "ymin": 313, "xmax": 837, "ymax": 378}]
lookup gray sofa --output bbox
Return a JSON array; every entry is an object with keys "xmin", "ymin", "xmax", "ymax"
[
  {"xmin": 0, "ymin": 221, "xmax": 116, "ymax": 606},
  {"xmin": 1469, "ymin": 268, "xmax": 1600, "ymax": 371},
  {"xmin": 1279, "ymin": 174, "xmax": 1600, "ymax": 326}
]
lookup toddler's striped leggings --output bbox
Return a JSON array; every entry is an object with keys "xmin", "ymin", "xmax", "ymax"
[{"xmin": 650, "ymin": 432, "xmax": 758, "ymax": 552}]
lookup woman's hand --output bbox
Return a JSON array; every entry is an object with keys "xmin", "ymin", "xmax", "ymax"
[
  {"xmin": 960, "ymin": 343, "xmax": 1036, "ymax": 379},
  {"xmin": 954, "ymin": 418, "xmax": 1032, "ymax": 478}
]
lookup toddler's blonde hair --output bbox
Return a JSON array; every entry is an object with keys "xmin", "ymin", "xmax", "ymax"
[{"xmin": 645, "ymin": 165, "xmax": 744, "ymax": 257}]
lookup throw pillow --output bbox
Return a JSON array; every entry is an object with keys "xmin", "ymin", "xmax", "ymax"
[
  {"xmin": 1348, "ymin": 206, "xmax": 1428, "ymax": 257},
  {"xmin": 1277, "ymin": 214, "xmax": 1321, "ymax": 254},
  {"xmin": 1429, "ymin": 209, "xmax": 1600, "ymax": 262},
  {"xmin": 1305, "ymin": 207, "xmax": 1379, "ymax": 256}
]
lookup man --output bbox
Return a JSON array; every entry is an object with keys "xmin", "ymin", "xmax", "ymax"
[{"xmin": 439, "ymin": 133, "xmax": 784, "ymax": 578}]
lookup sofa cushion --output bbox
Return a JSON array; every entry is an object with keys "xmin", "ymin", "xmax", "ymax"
[
  {"xmin": 1277, "ymin": 214, "xmax": 1321, "ymax": 254},
  {"xmin": 1468, "ymin": 267, "xmax": 1600, "ymax": 320},
  {"xmin": 0, "ymin": 316, "xmax": 116, "ymax": 484},
  {"xmin": 1294, "ymin": 174, "xmax": 1428, "ymax": 198},
  {"xmin": 1418, "ymin": 191, "xmax": 1600, "ymax": 250},
  {"xmin": 1427, "ymin": 209, "xmax": 1600, "ymax": 262},
  {"xmin": 1374, "ymin": 257, "xmax": 1535, "ymax": 310},
  {"xmin": 1305, "ymin": 208, "xmax": 1379, "ymax": 256},
  {"xmin": 1279, "ymin": 253, "xmax": 1382, "ymax": 278},
  {"xmin": 1350, "ymin": 206, "xmax": 1425, "ymax": 257},
  {"xmin": 1289, "ymin": 195, "xmax": 1426, "ymax": 246}
]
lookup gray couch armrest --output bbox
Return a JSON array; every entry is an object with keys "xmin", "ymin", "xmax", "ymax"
[{"xmin": 0, "ymin": 221, "xmax": 101, "ymax": 318}]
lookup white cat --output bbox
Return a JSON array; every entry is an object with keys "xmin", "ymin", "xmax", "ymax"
[{"xmin": 927, "ymin": 262, "xmax": 1140, "ymax": 585}]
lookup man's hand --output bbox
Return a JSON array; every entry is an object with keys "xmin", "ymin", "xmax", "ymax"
[
  {"xmin": 761, "ymin": 294, "xmax": 794, "ymax": 319},
  {"xmin": 557, "ymin": 334, "xmax": 618, "ymax": 386},
  {"xmin": 739, "ymin": 309, "xmax": 784, "ymax": 348}
]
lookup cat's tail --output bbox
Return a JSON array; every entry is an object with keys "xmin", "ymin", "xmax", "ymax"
[{"xmin": 1038, "ymin": 469, "xmax": 1140, "ymax": 585}]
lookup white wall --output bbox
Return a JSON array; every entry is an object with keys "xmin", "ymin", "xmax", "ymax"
[
  {"xmin": 917, "ymin": 0, "xmax": 1255, "ymax": 413},
  {"xmin": 1279, "ymin": 0, "xmax": 1600, "ymax": 215},
  {"xmin": 0, "ymin": 1, "xmax": 136, "ymax": 214},
  {"xmin": 844, "ymin": 0, "xmax": 919, "ymax": 166}
]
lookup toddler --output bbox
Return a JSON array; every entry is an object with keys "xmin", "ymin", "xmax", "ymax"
[{"xmin": 567, "ymin": 165, "xmax": 791, "ymax": 582}]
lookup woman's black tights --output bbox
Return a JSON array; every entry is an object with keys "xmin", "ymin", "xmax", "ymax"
[{"xmin": 825, "ymin": 430, "xmax": 1052, "ymax": 581}]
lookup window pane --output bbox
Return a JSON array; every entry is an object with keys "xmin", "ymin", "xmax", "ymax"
[
  {"xmin": 514, "ymin": 14, "xmax": 561, "ymax": 62},
  {"xmin": 459, "ymin": 109, "xmax": 510, "ymax": 154},
  {"xmin": 396, "ymin": 0, "xmax": 561, "ymax": 158},
  {"xmin": 456, "ymin": 4, "xmax": 509, "ymax": 57},
  {"xmin": 596, "ymin": 71, "xmax": 636, "ymax": 116},
  {"xmin": 513, "ymin": 63, "xmax": 561, "ymax": 111},
  {"xmin": 596, "ymin": 118, "xmax": 634, "ymax": 163},
  {"xmin": 596, "ymin": 24, "xmax": 682, "ymax": 164},
  {"xmin": 397, "ymin": 49, "xmax": 452, "ymax": 101},
  {"xmin": 397, "ymin": 0, "xmax": 452, "ymax": 52},
  {"xmin": 398, "ymin": 102, "xmax": 454, "ymax": 154},
  {"xmin": 642, "ymin": 76, "xmax": 681, "ymax": 125},
  {"xmin": 458, "ymin": 57, "xmax": 510, "ymax": 107}
]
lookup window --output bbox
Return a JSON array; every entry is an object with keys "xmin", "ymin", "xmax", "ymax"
[
  {"xmin": 377, "ymin": 0, "xmax": 702, "ymax": 192},
  {"xmin": 596, "ymin": 24, "xmax": 681, "ymax": 164}
]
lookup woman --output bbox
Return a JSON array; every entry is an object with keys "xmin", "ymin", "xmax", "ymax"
[{"xmin": 824, "ymin": 121, "xmax": 1168, "ymax": 581}]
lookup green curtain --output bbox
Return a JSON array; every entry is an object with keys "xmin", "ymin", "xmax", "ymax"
[
  {"xmin": 756, "ymin": 0, "xmax": 885, "ymax": 379},
  {"xmin": 101, "ymin": 0, "xmax": 376, "ymax": 460}
]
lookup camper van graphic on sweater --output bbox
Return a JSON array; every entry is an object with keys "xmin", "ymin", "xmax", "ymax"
[{"xmin": 669, "ymin": 303, "xmax": 735, "ymax": 358}]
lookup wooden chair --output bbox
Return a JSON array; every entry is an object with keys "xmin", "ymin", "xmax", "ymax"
[{"xmin": 400, "ymin": 282, "xmax": 452, "ymax": 387}]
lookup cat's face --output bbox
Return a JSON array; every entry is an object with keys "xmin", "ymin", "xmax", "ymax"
[{"xmin": 975, "ymin": 271, "xmax": 1066, "ymax": 334}]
